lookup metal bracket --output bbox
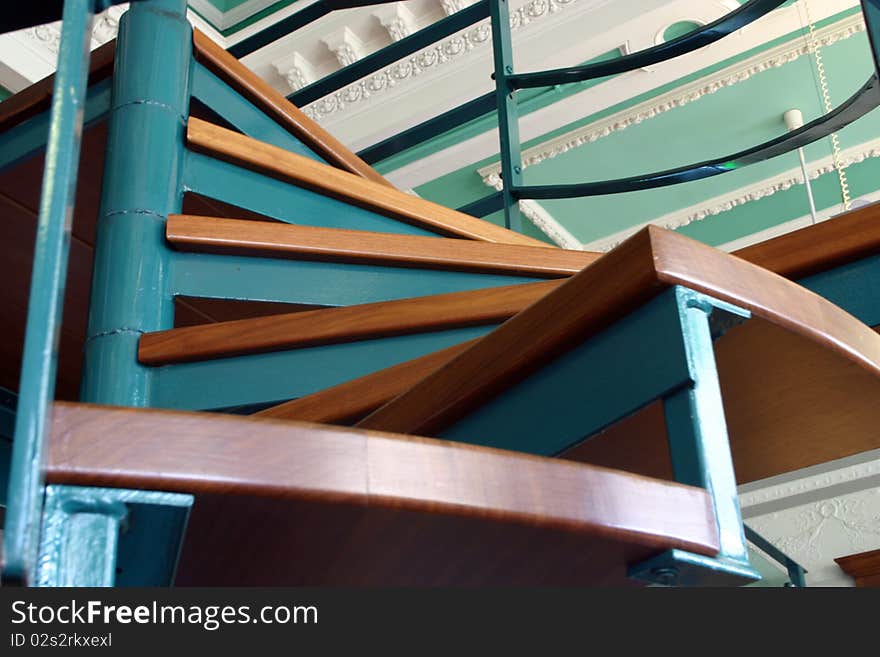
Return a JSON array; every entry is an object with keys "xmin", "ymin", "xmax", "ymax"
[{"xmin": 36, "ymin": 485, "xmax": 193, "ymax": 587}]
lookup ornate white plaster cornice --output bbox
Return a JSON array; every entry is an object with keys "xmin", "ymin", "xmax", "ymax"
[
  {"xmin": 273, "ymin": 51, "xmax": 317, "ymax": 93},
  {"xmin": 477, "ymin": 12, "xmax": 866, "ymax": 185},
  {"xmin": 373, "ymin": 4, "xmax": 417, "ymax": 43},
  {"xmin": 518, "ymin": 200, "xmax": 584, "ymax": 249},
  {"xmin": 302, "ymin": 0, "xmax": 581, "ymax": 121},
  {"xmin": 16, "ymin": 4, "xmax": 127, "ymax": 58},
  {"xmin": 578, "ymin": 136, "xmax": 880, "ymax": 252}
]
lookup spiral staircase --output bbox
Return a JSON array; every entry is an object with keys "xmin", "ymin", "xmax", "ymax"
[{"xmin": 1, "ymin": 0, "xmax": 879, "ymax": 587}]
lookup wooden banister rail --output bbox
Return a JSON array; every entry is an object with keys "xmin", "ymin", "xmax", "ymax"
[
  {"xmin": 186, "ymin": 117, "xmax": 553, "ymax": 247},
  {"xmin": 166, "ymin": 215, "xmax": 598, "ymax": 276}
]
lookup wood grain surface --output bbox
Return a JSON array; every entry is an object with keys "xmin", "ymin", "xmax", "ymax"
[
  {"xmin": 138, "ymin": 280, "xmax": 558, "ymax": 365},
  {"xmin": 166, "ymin": 214, "xmax": 598, "ymax": 276},
  {"xmin": 186, "ymin": 117, "xmax": 552, "ymax": 247},
  {"xmin": 192, "ymin": 29, "xmax": 390, "ymax": 186},
  {"xmin": 46, "ymin": 402, "xmax": 719, "ymax": 586},
  {"xmin": 358, "ymin": 226, "xmax": 880, "ymax": 437}
]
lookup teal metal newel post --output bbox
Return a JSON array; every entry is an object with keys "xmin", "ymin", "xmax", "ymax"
[
  {"xmin": 1, "ymin": 0, "xmax": 98, "ymax": 586},
  {"xmin": 489, "ymin": 0, "xmax": 524, "ymax": 232},
  {"xmin": 81, "ymin": 0, "xmax": 192, "ymax": 406}
]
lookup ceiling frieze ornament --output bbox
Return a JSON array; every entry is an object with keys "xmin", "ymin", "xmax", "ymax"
[
  {"xmin": 19, "ymin": 4, "xmax": 126, "ymax": 57},
  {"xmin": 373, "ymin": 4, "xmax": 417, "ymax": 42},
  {"xmin": 518, "ymin": 200, "xmax": 584, "ymax": 249},
  {"xmin": 322, "ymin": 27, "xmax": 367, "ymax": 67},
  {"xmin": 273, "ymin": 52, "xmax": 317, "ymax": 93},
  {"xmin": 440, "ymin": 0, "xmax": 472, "ymax": 16},
  {"xmin": 303, "ymin": 0, "xmax": 584, "ymax": 120},
  {"xmin": 476, "ymin": 13, "xmax": 867, "ymax": 187}
]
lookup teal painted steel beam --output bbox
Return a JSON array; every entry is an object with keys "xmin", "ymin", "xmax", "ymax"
[
  {"xmin": 0, "ymin": 78, "xmax": 112, "ymax": 173},
  {"xmin": 438, "ymin": 289, "xmax": 692, "ymax": 455},
  {"xmin": 489, "ymin": 0, "xmax": 523, "ymax": 232},
  {"xmin": 2, "ymin": 0, "xmax": 98, "ymax": 586},
  {"xmin": 744, "ymin": 524, "xmax": 807, "ymax": 587},
  {"xmin": 171, "ymin": 251, "xmax": 543, "ymax": 307},
  {"xmin": 0, "ymin": 387, "xmax": 16, "ymax": 507},
  {"xmin": 182, "ymin": 150, "xmax": 439, "ymax": 235},
  {"xmin": 152, "ymin": 326, "xmax": 491, "ymax": 411},
  {"xmin": 81, "ymin": 0, "xmax": 191, "ymax": 407},
  {"xmin": 36, "ymin": 486, "xmax": 192, "ymax": 587},
  {"xmin": 630, "ymin": 288, "xmax": 759, "ymax": 586},
  {"xmin": 190, "ymin": 62, "xmax": 327, "ymax": 161}
]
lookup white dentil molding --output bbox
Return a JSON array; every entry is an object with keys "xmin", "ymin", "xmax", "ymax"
[{"xmin": 518, "ymin": 200, "xmax": 584, "ymax": 249}]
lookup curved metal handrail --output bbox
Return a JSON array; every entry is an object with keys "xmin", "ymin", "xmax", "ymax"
[
  {"xmin": 513, "ymin": 74, "xmax": 880, "ymax": 199},
  {"xmin": 508, "ymin": 0, "xmax": 788, "ymax": 89}
]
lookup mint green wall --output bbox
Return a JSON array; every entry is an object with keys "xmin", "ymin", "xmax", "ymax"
[
  {"xmin": 0, "ymin": 86, "xmax": 11, "ymax": 102},
  {"xmin": 408, "ymin": 15, "xmax": 878, "ymax": 249}
]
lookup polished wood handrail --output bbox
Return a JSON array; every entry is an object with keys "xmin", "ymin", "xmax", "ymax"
[
  {"xmin": 192, "ymin": 29, "xmax": 391, "ymax": 187},
  {"xmin": 47, "ymin": 402, "xmax": 719, "ymax": 587},
  {"xmin": 733, "ymin": 201, "xmax": 880, "ymax": 279},
  {"xmin": 0, "ymin": 40, "xmax": 116, "ymax": 134},
  {"xmin": 138, "ymin": 281, "xmax": 558, "ymax": 365},
  {"xmin": 358, "ymin": 226, "xmax": 880, "ymax": 435},
  {"xmin": 256, "ymin": 339, "xmax": 478, "ymax": 423},
  {"xmin": 166, "ymin": 215, "xmax": 598, "ymax": 276},
  {"xmin": 186, "ymin": 117, "xmax": 553, "ymax": 247}
]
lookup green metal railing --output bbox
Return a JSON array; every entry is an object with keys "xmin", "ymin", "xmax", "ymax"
[{"xmin": 4, "ymin": 0, "xmax": 879, "ymax": 586}]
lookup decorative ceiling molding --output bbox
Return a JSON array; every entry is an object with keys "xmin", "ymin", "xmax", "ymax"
[
  {"xmin": 740, "ymin": 450, "xmax": 880, "ymax": 586},
  {"xmin": 301, "ymin": 0, "xmax": 580, "ymax": 122},
  {"xmin": 578, "ymin": 135, "xmax": 880, "ymax": 252},
  {"xmin": 373, "ymin": 3, "xmax": 418, "ymax": 42},
  {"xmin": 477, "ymin": 12, "xmax": 867, "ymax": 186},
  {"xmin": 518, "ymin": 200, "xmax": 584, "ymax": 249}
]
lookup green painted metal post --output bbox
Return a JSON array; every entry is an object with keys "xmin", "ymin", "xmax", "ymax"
[
  {"xmin": 631, "ymin": 288, "xmax": 760, "ymax": 586},
  {"xmin": 81, "ymin": 0, "xmax": 191, "ymax": 406},
  {"xmin": 489, "ymin": 0, "xmax": 524, "ymax": 232},
  {"xmin": 36, "ymin": 486, "xmax": 193, "ymax": 587},
  {"xmin": 1, "ymin": 0, "xmax": 98, "ymax": 586}
]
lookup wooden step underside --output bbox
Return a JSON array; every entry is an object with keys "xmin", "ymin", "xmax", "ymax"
[{"xmin": 47, "ymin": 402, "xmax": 720, "ymax": 586}]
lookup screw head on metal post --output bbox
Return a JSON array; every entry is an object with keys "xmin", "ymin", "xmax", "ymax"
[
  {"xmin": 513, "ymin": 165, "xmax": 521, "ymax": 174},
  {"xmin": 652, "ymin": 566, "xmax": 679, "ymax": 586}
]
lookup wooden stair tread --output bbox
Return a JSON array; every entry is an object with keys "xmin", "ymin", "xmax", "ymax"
[
  {"xmin": 192, "ymin": 30, "xmax": 390, "ymax": 187},
  {"xmin": 357, "ymin": 226, "xmax": 880, "ymax": 466},
  {"xmin": 47, "ymin": 402, "xmax": 720, "ymax": 586},
  {"xmin": 733, "ymin": 201, "xmax": 880, "ymax": 279},
  {"xmin": 138, "ymin": 281, "xmax": 558, "ymax": 365},
  {"xmin": 167, "ymin": 214, "xmax": 598, "ymax": 276},
  {"xmin": 186, "ymin": 117, "xmax": 552, "ymax": 247},
  {"xmin": 256, "ymin": 339, "xmax": 479, "ymax": 423}
]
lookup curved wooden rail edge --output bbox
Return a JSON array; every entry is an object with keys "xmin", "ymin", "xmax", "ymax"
[
  {"xmin": 733, "ymin": 201, "xmax": 880, "ymax": 279},
  {"xmin": 166, "ymin": 214, "xmax": 598, "ymax": 276},
  {"xmin": 358, "ymin": 226, "xmax": 880, "ymax": 436},
  {"xmin": 185, "ymin": 117, "xmax": 553, "ymax": 247},
  {"xmin": 46, "ymin": 403, "xmax": 720, "ymax": 566},
  {"xmin": 192, "ymin": 29, "xmax": 390, "ymax": 187}
]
